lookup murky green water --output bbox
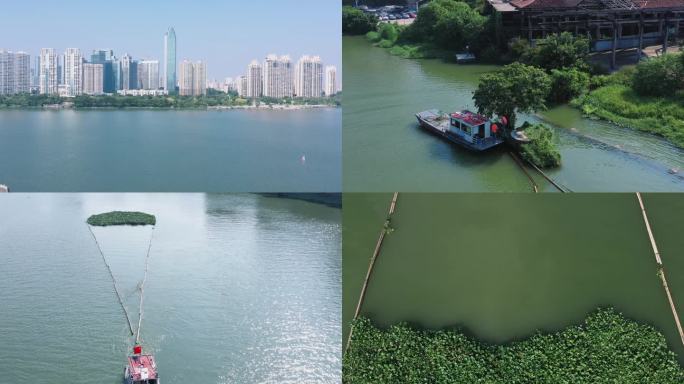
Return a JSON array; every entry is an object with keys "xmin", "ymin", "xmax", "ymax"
[
  {"xmin": 343, "ymin": 36, "xmax": 684, "ymax": 192},
  {"xmin": 0, "ymin": 194, "xmax": 341, "ymax": 383},
  {"xmin": 343, "ymin": 193, "xmax": 684, "ymax": 364}
]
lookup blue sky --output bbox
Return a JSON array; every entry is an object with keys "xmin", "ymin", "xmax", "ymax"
[{"xmin": 0, "ymin": 0, "xmax": 341, "ymax": 82}]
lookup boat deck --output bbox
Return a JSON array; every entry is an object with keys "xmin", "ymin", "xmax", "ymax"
[
  {"xmin": 127, "ymin": 355, "xmax": 158, "ymax": 381},
  {"xmin": 416, "ymin": 109, "xmax": 504, "ymax": 151}
]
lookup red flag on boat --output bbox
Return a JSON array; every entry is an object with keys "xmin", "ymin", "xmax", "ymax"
[{"xmin": 133, "ymin": 345, "xmax": 142, "ymax": 354}]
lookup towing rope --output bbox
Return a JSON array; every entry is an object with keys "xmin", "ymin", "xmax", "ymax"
[
  {"xmin": 87, "ymin": 224, "xmax": 135, "ymax": 336},
  {"xmin": 87, "ymin": 224, "xmax": 155, "ymax": 343},
  {"xmin": 135, "ymin": 227, "xmax": 155, "ymax": 344}
]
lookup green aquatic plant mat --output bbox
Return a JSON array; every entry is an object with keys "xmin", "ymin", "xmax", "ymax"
[
  {"xmin": 344, "ymin": 308, "xmax": 684, "ymax": 383},
  {"xmin": 519, "ymin": 122, "xmax": 561, "ymax": 168},
  {"xmin": 87, "ymin": 211, "xmax": 156, "ymax": 226}
]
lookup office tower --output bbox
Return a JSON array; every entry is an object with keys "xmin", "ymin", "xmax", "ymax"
[
  {"xmin": 294, "ymin": 55, "xmax": 324, "ymax": 98},
  {"xmin": 263, "ymin": 54, "xmax": 293, "ymax": 98},
  {"xmin": 63, "ymin": 48, "xmax": 83, "ymax": 96},
  {"xmin": 83, "ymin": 63, "xmax": 104, "ymax": 95},
  {"xmin": 247, "ymin": 60, "xmax": 262, "ymax": 98},
  {"xmin": 91, "ymin": 50, "xmax": 115, "ymax": 93},
  {"xmin": 39, "ymin": 48, "xmax": 58, "ymax": 95},
  {"xmin": 178, "ymin": 60, "xmax": 206, "ymax": 96},
  {"xmin": 31, "ymin": 56, "xmax": 40, "ymax": 90},
  {"xmin": 139, "ymin": 60, "xmax": 160, "ymax": 90},
  {"xmin": 325, "ymin": 65, "xmax": 337, "ymax": 97},
  {"xmin": 120, "ymin": 54, "xmax": 138, "ymax": 90},
  {"xmin": 163, "ymin": 27, "xmax": 177, "ymax": 93},
  {"xmin": 111, "ymin": 56, "xmax": 121, "ymax": 91}
]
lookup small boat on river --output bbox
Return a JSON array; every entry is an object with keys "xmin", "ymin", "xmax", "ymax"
[
  {"xmin": 124, "ymin": 345, "xmax": 159, "ymax": 384},
  {"xmin": 415, "ymin": 109, "xmax": 505, "ymax": 151}
]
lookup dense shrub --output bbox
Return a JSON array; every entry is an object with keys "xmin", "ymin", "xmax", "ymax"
[
  {"xmin": 343, "ymin": 6, "xmax": 378, "ymax": 35},
  {"xmin": 519, "ymin": 122, "xmax": 561, "ymax": 168},
  {"xmin": 87, "ymin": 211, "xmax": 156, "ymax": 226},
  {"xmin": 402, "ymin": 0, "xmax": 488, "ymax": 52},
  {"xmin": 521, "ymin": 32, "xmax": 590, "ymax": 71},
  {"xmin": 632, "ymin": 54, "xmax": 684, "ymax": 97},
  {"xmin": 549, "ymin": 68, "xmax": 590, "ymax": 103},
  {"xmin": 344, "ymin": 308, "xmax": 684, "ymax": 383}
]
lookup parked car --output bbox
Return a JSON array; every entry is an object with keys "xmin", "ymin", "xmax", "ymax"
[
  {"xmin": 389, "ymin": 14, "xmax": 396, "ymax": 20},
  {"xmin": 402, "ymin": 13, "xmax": 410, "ymax": 19},
  {"xmin": 409, "ymin": 12, "xmax": 417, "ymax": 18}
]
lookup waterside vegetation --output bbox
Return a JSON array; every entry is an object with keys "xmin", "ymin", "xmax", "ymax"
[
  {"xmin": 344, "ymin": 308, "xmax": 684, "ymax": 383},
  {"xmin": 87, "ymin": 211, "xmax": 156, "ymax": 227},
  {"xmin": 0, "ymin": 92, "xmax": 341, "ymax": 110},
  {"xmin": 519, "ymin": 122, "xmax": 562, "ymax": 168}
]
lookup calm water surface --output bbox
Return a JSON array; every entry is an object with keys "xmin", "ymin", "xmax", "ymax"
[
  {"xmin": 343, "ymin": 36, "xmax": 684, "ymax": 192},
  {"xmin": 0, "ymin": 194, "xmax": 341, "ymax": 383},
  {"xmin": 343, "ymin": 193, "xmax": 684, "ymax": 363},
  {"xmin": 0, "ymin": 109, "xmax": 341, "ymax": 192}
]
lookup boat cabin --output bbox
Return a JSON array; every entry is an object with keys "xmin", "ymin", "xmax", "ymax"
[
  {"xmin": 448, "ymin": 110, "xmax": 499, "ymax": 143},
  {"xmin": 124, "ymin": 354, "xmax": 159, "ymax": 384}
]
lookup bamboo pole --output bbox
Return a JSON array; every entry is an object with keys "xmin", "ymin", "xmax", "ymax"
[
  {"xmin": 636, "ymin": 193, "xmax": 684, "ymax": 348},
  {"xmin": 345, "ymin": 192, "xmax": 399, "ymax": 353},
  {"xmin": 508, "ymin": 151, "xmax": 539, "ymax": 193}
]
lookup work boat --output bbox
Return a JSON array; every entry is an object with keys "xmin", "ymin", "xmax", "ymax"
[
  {"xmin": 124, "ymin": 345, "xmax": 159, "ymax": 384},
  {"xmin": 415, "ymin": 109, "xmax": 505, "ymax": 151}
]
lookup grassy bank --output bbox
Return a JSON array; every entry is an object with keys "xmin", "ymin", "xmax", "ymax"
[
  {"xmin": 573, "ymin": 84, "xmax": 684, "ymax": 148},
  {"xmin": 344, "ymin": 308, "xmax": 684, "ymax": 383},
  {"xmin": 87, "ymin": 211, "xmax": 156, "ymax": 226}
]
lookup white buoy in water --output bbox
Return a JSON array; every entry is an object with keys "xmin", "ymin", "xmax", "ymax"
[
  {"xmin": 300, "ymin": 154, "xmax": 306, "ymax": 164},
  {"xmin": 0, "ymin": 184, "xmax": 8, "ymax": 193}
]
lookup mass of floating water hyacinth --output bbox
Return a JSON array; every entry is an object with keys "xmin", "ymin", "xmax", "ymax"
[
  {"xmin": 87, "ymin": 211, "xmax": 156, "ymax": 227},
  {"xmin": 344, "ymin": 308, "xmax": 684, "ymax": 383}
]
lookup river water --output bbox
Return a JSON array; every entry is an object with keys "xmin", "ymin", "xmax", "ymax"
[
  {"xmin": 343, "ymin": 193, "xmax": 684, "ymax": 364},
  {"xmin": 0, "ymin": 193, "xmax": 341, "ymax": 383},
  {"xmin": 0, "ymin": 109, "xmax": 341, "ymax": 192},
  {"xmin": 343, "ymin": 36, "xmax": 684, "ymax": 192}
]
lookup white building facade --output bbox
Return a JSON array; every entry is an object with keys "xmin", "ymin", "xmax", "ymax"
[
  {"xmin": 247, "ymin": 60, "xmax": 262, "ymax": 98},
  {"xmin": 83, "ymin": 63, "xmax": 104, "ymax": 95},
  {"xmin": 139, "ymin": 60, "xmax": 160, "ymax": 90},
  {"xmin": 63, "ymin": 48, "xmax": 83, "ymax": 96},
  {"xmin": 178, "ymin": 60, "xmax": 206, "ymax": 96},
  {"xmin": 40, "ymin": 48, "xmax": 58, "ymax": 95},
  {"xmin": 294, "ymin": 55, "xmax": 324, "ymax": 98},
  {"xmin": 0, "ymin": 51, "xmax": 27, "ymax": 95},
  {"xmin": 262, "ymin": 55, "xmax": 293, "ymax": 98},
  {"xmin": 325, "ymin": 66, "xmax": 337, "ymax": 97}
]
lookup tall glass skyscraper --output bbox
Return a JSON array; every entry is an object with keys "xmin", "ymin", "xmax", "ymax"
[{"xmin": 163, "ymin": 27, "xmax": 177, "ymax": 93}]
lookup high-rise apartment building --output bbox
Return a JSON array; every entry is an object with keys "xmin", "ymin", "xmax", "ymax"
[
  {"xmin": 163, "ymin": 27, "xmax": 177, "ymax": 93},
  {"xmin": 83, "ymin": 63, "xmax": 104, "ymax": 95},
  {"xmin": 247, "ymin": 60, "xmax": 262, "ymax": 98},
  {"xmin": 0, "ymin": 51, "xmax": 14, "ymax": 95},
  {"xmin": 0, "ymin": 51, "xmax": 30, "ymax": 95},
  {"xmin": 263, "ymin": 55, "xmax": 293, "ymax": 98},
  {"xmin": 139, "ymin": 60, "xmax": 160, "ymax": 90},
  {"xmin": 120, "ymin": 54, "xmax": 138, "ymax": 90},
  {"xmin": 64, "ymin": 48, "xmax": 83, "ymax": 96},
  {"xmin": 294, "ymin": 55, "xmax": 324, "ymax": 98},
  {"xmin": 237, "ymin": 75, "xmax": 248, "ymax": 97},
  {"xmin": 178, "ymin": 60, "xmax": 206, "ymax": 96},
  {"xmin": 39, "ymin": 48, "xmax": 58, "ymax": 95},
  {"xmin": 325, "ymin": 66, "xmax": 337, "ymax": 97}
]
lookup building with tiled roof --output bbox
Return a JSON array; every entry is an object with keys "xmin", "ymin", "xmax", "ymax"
[{"xmin": 486, "ymin": 0, "xmax": 684, "ymax": 66}]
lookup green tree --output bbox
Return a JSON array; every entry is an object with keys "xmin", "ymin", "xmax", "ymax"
[
  {"xmin": 549, "ymin": 68, "xmax": 590, "ymax": 103},
  {"xmin": 473, "ymin": 63, "xmax": 551, "ymax": 129},
  {"xmin": 343, "ymin": 6, "xmax": 378, "ymax": 35},
  {"xmin": 632, "ymin": 53, "xmax": 684, "ymax": 97},
  {"xmin": 522, "ymin": 32, "xmax": 589, "ymax": 71},
  {"xmin": 403, "ymin": 0, "xmax": 487, "ymax": 52}
]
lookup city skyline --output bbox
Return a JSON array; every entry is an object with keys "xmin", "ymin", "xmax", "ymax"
[{"xmin": 0, "ymin": 0, "xmax": 341, "ymax": 83}]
